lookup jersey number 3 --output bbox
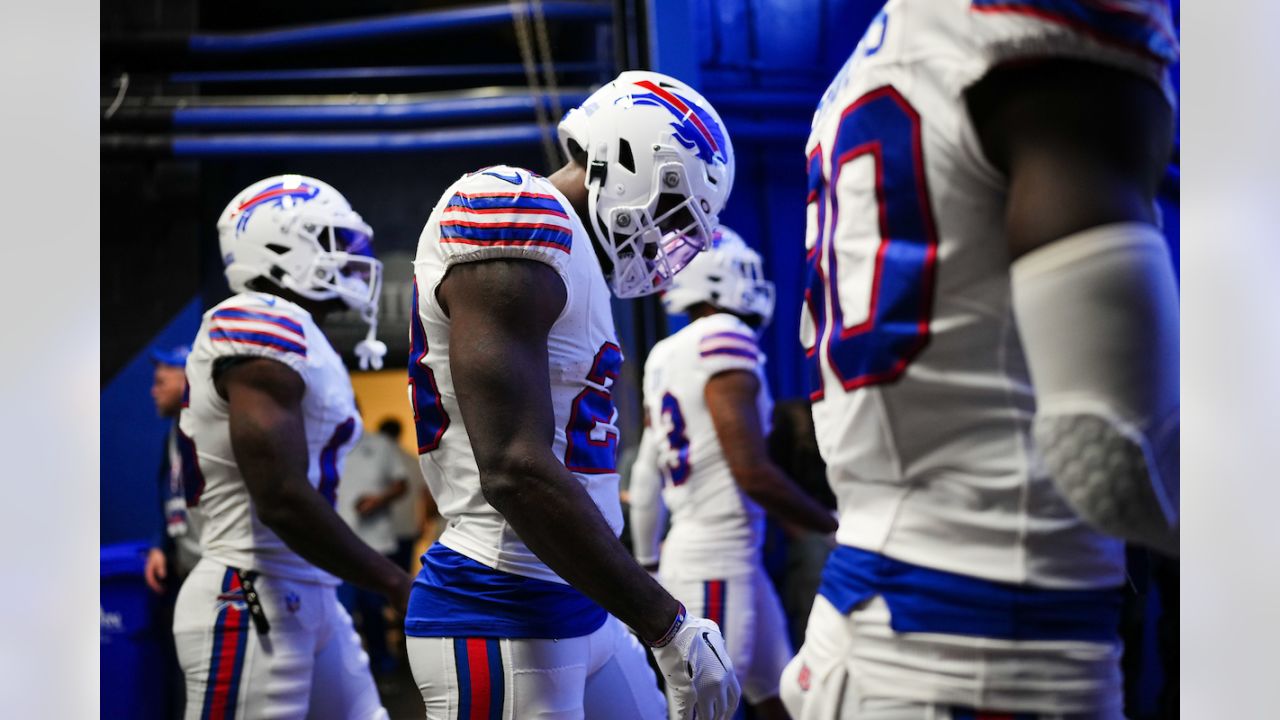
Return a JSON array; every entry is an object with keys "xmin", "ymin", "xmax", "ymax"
[{"xmin": 803, "ymin": 86, "xmax": 938, "ymax": 402}]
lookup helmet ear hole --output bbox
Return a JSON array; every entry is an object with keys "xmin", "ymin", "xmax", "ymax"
[
  {"xmin": 265, "ymin": 243, "xmax": 290, "ymax": 255},
  {"xmin": 566, "ymin": 139, "xmax": 588, "ymax": 168},
  {"xmin": 618, "ymin": 139, "xmax": 636, "ymax": 174}
]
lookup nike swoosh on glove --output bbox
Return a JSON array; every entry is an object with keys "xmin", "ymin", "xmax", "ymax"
[{"xmin": 652, "ymin": 616, "xmax": 741, "ymax": 720}]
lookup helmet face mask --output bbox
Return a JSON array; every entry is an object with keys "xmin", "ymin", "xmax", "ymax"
[
  {"xmin": 560, "ymin": 71, "xmax": 735, "ymax": 298},
  {"xmin": 589, "ymin": 155, "xmax": 717, "ymax": 297},
  {"xmin": 296, "ymin": 222, "xmax": 383, "ymax": 323},
  {"xmin": 661, "ymin": 227, "xmax": 777, "ymax": 328}
]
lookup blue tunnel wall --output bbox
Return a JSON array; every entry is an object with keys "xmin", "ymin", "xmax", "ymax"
[{"xmin": 651, "ymin": 0, "xmax": 887, "ymax": 401}]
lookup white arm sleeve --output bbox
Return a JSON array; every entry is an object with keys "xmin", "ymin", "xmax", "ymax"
[
  {"xmin": 628, "ymin": 426, "xmax": 667, "ymax": 567},
  {"xmin": 1011, "ymin": 223, "xmax": 1179, "ymax": 556}
]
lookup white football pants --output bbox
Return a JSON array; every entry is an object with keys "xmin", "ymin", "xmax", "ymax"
[
  {"xmin": 173, "ymin": 559, "xmax": 386, "ymax": 720},
  {"xmin": 659, "ymin": 564, "xmax": 793, "ymax": 708},
  {"xmin": 779, "ymin": 595, "xmax": 1123, "ymax": 720},
  {"xmin": 407, "ymin": 614, "xmax": 666, "ymax": 719}
]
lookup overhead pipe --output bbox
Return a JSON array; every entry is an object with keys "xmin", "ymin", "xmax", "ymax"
[
  {"xmin": 103, "ymin": 92, "xmax": 590, "ymax": 130},
  {"xmin": 104, "ymin": 3, "xmax": 612, "ymax": 57},
  {"xmin": 168, "ymin": 62, "xmax": 608, "ymax": 85},
  {"xmin": 101, "ymin": 123, "xmax": 549, "ymax": 157}
]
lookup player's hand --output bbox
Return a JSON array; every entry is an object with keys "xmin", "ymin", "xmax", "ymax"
[
  {"xmin": 355, "ymin": 494, "xmax": 381, "ymax": 517},
  {"xmin": 144, "ymin": 548, "xmax": 168, "ymax": 594},
  {"xmin": 651, "ymin": 613, "xmax": 740, "ymax": 720}
]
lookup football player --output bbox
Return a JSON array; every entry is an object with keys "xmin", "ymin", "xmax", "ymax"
[
  {"xmin": 405, "ymin": 71, "xmax": 741, "ymax": 720},
  {"xmin": 629, "ymin": 227, "xmax": 838, "ymax": 720},
  {"xmin": 174, "ymin": 175, "xmax": 410, "ymax": 719},
  {"xmin": 780, "ymin": 2, "xmax": 1179, "ymax": 718}
]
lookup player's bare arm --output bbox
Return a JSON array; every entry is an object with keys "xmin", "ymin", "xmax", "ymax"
[
  {"xmin": 440, "ymin": 257, "xmax": 682, "ymax": 642},
  {"xmin": 219, "ymin": 357, "xmax": 413, "ymax": 609},
  {"xmin": 968, "ymin": 59, "xmax": 1180, "ymax": 555},
  {"xmin": 705, "ymin": 370, "xmax": 838, "ymax": 534},
  {"xmin": 967, "ymin": 59, "xmax": 1173, "ymax": 258}
]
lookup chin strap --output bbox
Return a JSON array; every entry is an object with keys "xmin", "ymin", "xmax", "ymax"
[{"xmin": 353, "ymin": 311, "xmax": 387, "ymax": 371}]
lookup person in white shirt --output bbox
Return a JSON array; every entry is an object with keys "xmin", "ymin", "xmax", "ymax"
[{"xmin": 336, "ymin": 426, "xmax": 408, "ymax": 674}]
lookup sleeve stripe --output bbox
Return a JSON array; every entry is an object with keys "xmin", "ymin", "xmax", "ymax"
[
  {"xmin": 210, "ymin": 329, "xmax": 307, "ymax": 356},
  {"xmin": 443, "ymin": 205, "xmax": 571, "ymax": 220},
  {"xmin": 439, "ymin": 238, "xmax": 573, "ymax": 253},
  {"xmin": 440, "ymin": 221, "xmax": 572, "ymax": 252},
  {"xmin": 699, "ymin": 339, "xmax": 758, "ymax": 354},
  {"xmin": 210, "ymin": 308, "xmax": 304, "ymax": 336},
  {"xmin": 209, "ymin": 318, "xmax": 306, "ymax": 345},
  {"xmin": 454, "ymin": 191, "xmax": 559, "ymax": 201},
  {"xmin": 971, "ymin": 0, "xmax": 1178, "ymax": 63},
  {"xmin": 447, "ymin": 193, "xmax": 568, "ymax": 215},
  {"xmin": 700, "ymin": 347, "xmax": 759, "ymax": 360},
  {"xmin": 441, "ymin": 220, "xmax": 572, "ymax": 232},
  {"xmin": 701, "ymin": 331, "xmax": 757, "ymax": 345}
]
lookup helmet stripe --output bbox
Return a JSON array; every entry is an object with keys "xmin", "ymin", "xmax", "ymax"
[
  {"xmin": 634, "ymin": 80, "xmax": 721, "ymax": 155},
  {"xmin": 236, "ymin": 186, "xmax": 316, "ymax": 213}
]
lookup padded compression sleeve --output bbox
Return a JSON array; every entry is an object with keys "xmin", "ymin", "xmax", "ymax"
[{"xmin": 1011, "ymin": 223, "xmax": 1179, "ymax": 556}]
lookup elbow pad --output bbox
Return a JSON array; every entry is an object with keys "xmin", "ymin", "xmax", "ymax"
[{"xmin": 1011, "ymin": 223, "xmax": 1179, "ymax": 556}]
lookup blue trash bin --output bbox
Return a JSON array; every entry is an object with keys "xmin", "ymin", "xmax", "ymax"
[{"xmin": 101, "ymin": 541, "xmax": 168, "ymax": 720}]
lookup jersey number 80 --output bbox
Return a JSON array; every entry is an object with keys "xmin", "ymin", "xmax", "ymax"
[{"xmin": 803, "ymin": 85, "xmax": 939, "ymax": 402}]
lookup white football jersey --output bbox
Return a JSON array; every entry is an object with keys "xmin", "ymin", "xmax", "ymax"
[
  {"xmin": 642, "ymin": 313, "xmax": 771, "ymax": 577},
  {"xmin": 411, "ymin": 166, "xmax": 623, "ymax": 584},
  {"xmin": 803, "ymin": 0, "xmax": 1177, "ymax": 589},
  {"xmin": 179, "ymin": 292, "xmax": 362, "ymax": 585}
]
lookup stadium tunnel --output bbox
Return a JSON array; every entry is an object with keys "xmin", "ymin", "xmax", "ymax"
[{"xmin": 100, "ymin": 1, "xmax": 1180, "ymax": 718}]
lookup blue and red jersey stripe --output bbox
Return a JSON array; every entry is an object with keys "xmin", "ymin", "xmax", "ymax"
[
  {"xmin": 704, "ymin": 580, "xmax": 727, "ymax": 641},
  {"xmin": 701, "ymin": 331, "xmax": 757, "ymax": 346},
  {"xmin": 209, "ymin": 328, "xmax": 307, "ymax": 357},
  {"xmin": 971, "ymin": 0, "xmax": 1178, "ymax": 64},
  {"xmin": 440, "ymin": 221, "xmax": 573, "ymax": 253},
  {"xmin": 210, "ymin": 308, "xmax": 305, "ymax": 337},
  {"xmin": 454, "ymin": 637, "xmax": 504, "ymax": 720},
  {"xmin": 700, "ymin": 347, "xmax": 759, "ymax": 360},
  {"xmin": 201, "ymin": 568, "xmax": 250, "ymax": 720},
  {"xmin": 447, "ymin": 191, "xmax": 570, "ymax": 217},
  {"xmin": 700, "ymin": 331, "xmax": 760, "ymax": 360}
]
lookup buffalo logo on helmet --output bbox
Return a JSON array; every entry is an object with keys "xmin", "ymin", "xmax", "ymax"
[
  {"xmin": 629, "ymin": 80, "xmax": 729, "ymax": 166},
  {"xmin": 231, "ymin": 181, "xmax": 322, "ymax": 234}
]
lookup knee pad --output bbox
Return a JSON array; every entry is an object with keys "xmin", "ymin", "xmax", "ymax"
[{"xmin": 1011, "ymin": 223, "xmax": 1179, "ymax": 555}]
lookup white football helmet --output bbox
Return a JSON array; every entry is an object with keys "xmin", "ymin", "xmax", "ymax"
[
  {"xmin": 661, "ymin": 226, "xmax": 776, "ymax": 327},
  {"xmin": 216, "ymin": 174, "xmax": 387, "ymax": 369},
  {"xmin": 558, "ymin": 71, "xmax": 735, "ymax": 298}
]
